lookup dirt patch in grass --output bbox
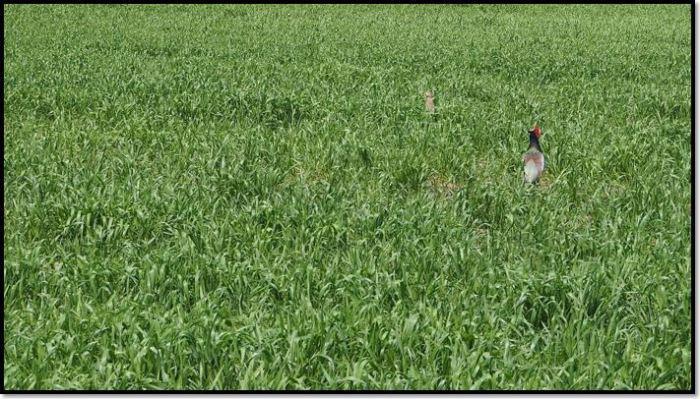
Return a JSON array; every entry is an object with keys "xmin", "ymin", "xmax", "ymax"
[{"xmin": 425, "ymin": 172, "xmax": 462, "ymax": 197}]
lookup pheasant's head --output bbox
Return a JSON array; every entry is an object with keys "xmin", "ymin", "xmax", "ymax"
[{"xmin": 528, "ymin": 123, "xmax": 542, "ymax": 139}]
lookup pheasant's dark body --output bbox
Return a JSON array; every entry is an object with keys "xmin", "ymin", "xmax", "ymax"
[{"xmin": 523, "ymin": 127, "xmax": 545, "ymax": 184}]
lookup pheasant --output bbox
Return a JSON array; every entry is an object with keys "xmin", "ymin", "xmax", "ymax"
[
  {"xmin": 424, "ymin": 90, "xmax": 435, "ymax": 114},
  {"xmin": 523, "ymin": 123, "xmax": 545, "ymax": 184}
]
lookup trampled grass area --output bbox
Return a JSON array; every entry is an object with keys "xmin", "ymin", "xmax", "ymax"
[{"xmin": 3, "ymin": 4, "xmax": 692, "ymax": 390}]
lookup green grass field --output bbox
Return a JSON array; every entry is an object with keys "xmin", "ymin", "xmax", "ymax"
[{"xmin": 3, "ymin": 4, "xmax": 692, "ymax": 390}]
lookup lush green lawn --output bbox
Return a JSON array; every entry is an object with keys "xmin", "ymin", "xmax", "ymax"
[{"xmin": 3, "ymin": 4, "xmax": 692, "ymax": 390}]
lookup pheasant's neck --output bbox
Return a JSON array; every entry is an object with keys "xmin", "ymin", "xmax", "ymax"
[{"xmin": 529, "ymin": 134, "xmax": 542, "ymax": 152}]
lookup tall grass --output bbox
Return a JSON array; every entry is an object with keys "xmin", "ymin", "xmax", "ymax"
[{"xmin": 3, "ymin": 4, "xmax": 691, "ymax": 390}]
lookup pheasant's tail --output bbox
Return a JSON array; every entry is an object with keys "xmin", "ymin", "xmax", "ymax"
[{"xmin": 523, "ymin": 160, "xmax": 541, "ymax": 184}]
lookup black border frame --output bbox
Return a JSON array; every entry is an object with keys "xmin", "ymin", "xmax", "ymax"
[{"xmin": 1, "ymin": 2, "xmax": 695, "ymax": 394}]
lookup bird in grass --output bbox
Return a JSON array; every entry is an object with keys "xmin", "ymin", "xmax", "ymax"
[
  {"xmin": 424, "ymin": 90, "xmax": 435, "ymax": 114},
  {"xmin": 523, "ymin": 122, "xmax": 545, "ymax": 184}
]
